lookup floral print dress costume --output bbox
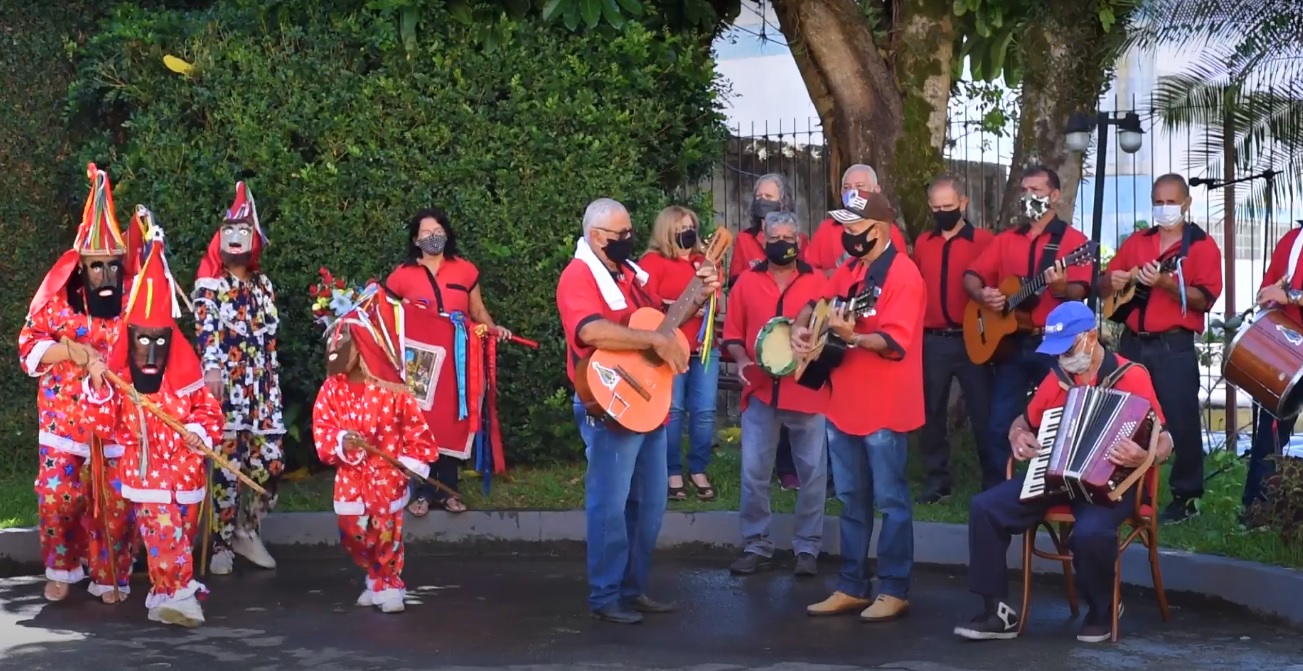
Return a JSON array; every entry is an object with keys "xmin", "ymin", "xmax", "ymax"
[{"xmin": 191, "ymin": 182, "xmax": 284, "ymax": 573}]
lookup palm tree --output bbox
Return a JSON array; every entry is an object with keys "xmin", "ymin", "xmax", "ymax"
[{"xmin": 1127, "ymin": 0, "xmax": 1303, "ymax": 214}]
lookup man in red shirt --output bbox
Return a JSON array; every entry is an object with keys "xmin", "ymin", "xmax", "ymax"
[
  {"xmin": 1241, "ymin": 225, "xmax": 1303, "ymax": 517},
  {"xmin": 1098, "ymin": 174, "xmax": 1222, "ymax": 523},
  {"xmin": 913, "ymin": 175, "xmax": 997, "ymax": 500},
  {"xmin": 805, "ymin": 164, "xmax": 909, "ymax": 275},
  {"xmin": 556, "ymin": 197, "xmax": 719, "ymax": 624},
  {"xmin": 721, "ymin": 210, "xmax": 831, "ymax": 578},
  {"xmin": 963, "ymin": 165, "xmax": 1093, "ymax": 485},
  {"xmin": 792, "ymin": 189, "xmax": 924, "ymax": 623}
]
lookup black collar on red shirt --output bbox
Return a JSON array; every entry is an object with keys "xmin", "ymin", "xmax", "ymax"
[
  {"xmin": 923, "ymin": 221, "xmax": 975, "ymax": 241},
  {"xmin": 1049, "ymin": 348, "xmax": 1125, "ymax": 388},
  {"xmin": 846, "ymin": 243, "xmax": 898, "ymax": 297},
  {"xmin": 1015, "ymin": 215, "xmax": 1068, "ymax": 237},
  {"xmin": 751, "ymin": 259, "xmax": 814, "ymax": 275}
]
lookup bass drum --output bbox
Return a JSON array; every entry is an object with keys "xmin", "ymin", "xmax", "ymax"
[{"xmin": 1223, "ymin": 308, "xmax": 1303, "ymax": 419}]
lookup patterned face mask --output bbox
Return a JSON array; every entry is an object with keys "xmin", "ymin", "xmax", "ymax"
[
  {"xmin": 416, "ymin": 231, "xmax": 447, "ymax": 256},
  {"xmin": 1021, "ymin": 193, "xmax": 1052, "ymax": 220}
]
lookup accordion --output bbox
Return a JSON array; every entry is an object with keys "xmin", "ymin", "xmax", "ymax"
[{"xmin": 1019, "ymin": 386, "xmax": 1159, "ymax": 506}]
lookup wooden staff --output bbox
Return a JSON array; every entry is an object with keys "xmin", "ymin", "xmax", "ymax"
[
  {"xmin": 62, "ymin": 338, "xmax": 268, "ymax": 496},
  {"xmin": 345, "ymin": 435, "xmax": 459, "ymax": 500},
  {"xmin": 197, "ymin": 459, "xmax": 214, "ymax": 577}
]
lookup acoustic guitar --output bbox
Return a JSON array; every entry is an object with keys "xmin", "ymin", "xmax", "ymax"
[
  {"xmin": 1101, "ymin": 256, "xmax": 1180, "ymax": 323},
  {"xmin": 792, "ymin": 287, "xmax": 880, "ymax": 390},
  {"xmin": 574, "ymin": 229, "xmax": 734, "ymax": 433},
  {"xmin": 961, "ymin": 241, "xmax": 1098, "ymax": 365}
]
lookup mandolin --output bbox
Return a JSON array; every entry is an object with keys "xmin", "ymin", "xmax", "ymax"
[
  {"xmin": 573, "ymin": 229, "xmax": 733, "ymax": 433},
  {"xmin": 1102, "ymin": 256, "xmax": 1181, "ymax": 323},
  {"xmin": 961, "ymin": 241, "xmax": 1098, "ymax": 365},
  {"xmin": 792, "ymin": 287, "xmax": 880, "ymax": 390}
]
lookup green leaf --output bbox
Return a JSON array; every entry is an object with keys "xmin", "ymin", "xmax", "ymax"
[
  {"xmin": 503, "ymin": 0, "xmax": 531, "ymax": 17},
  {"xmin": 400, "ymin": 7, "xmax": 417, "ymax": 53},
  {"xmin": 541, "ymin": 0, "xmax": 566, "ymax": 22},
  {"xmin": 614, "ymin": 0, "xmax": 643, "ymax": 15},
  {"xmin": 954, "ymin": 0, "xmax": 968, "ymax": 16},
  {"xmin": 602, "ymin": 0, "xmax": 626, "ymax": 28},
  {"xmin": 563, "ymin": 2, "xmax": 581, "ymax": 30},
  {"xmin": 580, "ymin": 0, "xmax": 602, "ymax": 27},
  {"xmin": 448, "ymin": 1, "xmax": 475, "ymax": 25},
  {"xmin": 1099, "ymin": 6, "xmax": 1115, "ymax": 32}
]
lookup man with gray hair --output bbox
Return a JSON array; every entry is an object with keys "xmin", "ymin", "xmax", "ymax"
[
  {"xmin": 721, "ymin": 210, "xmax": 829, "ymax": 577},
  {"xmin": 557, "ymin": 196, "xmax": 721, "ymax": 624},
  {"xmin": 806, "ymin": 163, "xmax": 908, "ymax": 275}
]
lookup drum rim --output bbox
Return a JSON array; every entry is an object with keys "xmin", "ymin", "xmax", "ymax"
[
  {"xmin": 1224, "ymin": 308, "xmax": 1303, "ymax": 419},
  {"xmin": 755, "ymin": 316, "xmax": 797, "ymax": 376}
]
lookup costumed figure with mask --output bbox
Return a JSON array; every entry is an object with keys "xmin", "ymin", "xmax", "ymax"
[
  {"xmin": 17, "ymin": 163, "xmax": 139, "ymax": 603},
  {"xmin": 79, "ymin": 224, "xmax": 225, "ymax": 628},
  {"xmin": 191, "ymin": 181, "xmax": 284, "ymax": 575},
  {"xmin": 954, "ymin": 301, "xmax": 1173, "ymax": 644},
  {"xmin": 720, "ymin": 209, "xmax": 830, "ymax": 578},
  {"xmin": 310, "ymin": 281, "xmax": 441, "ymax": 614},
  {"xmin": 1098, "ymin": 173, "xmax": 1221, "ymax": 523},
  {"xmin": 791, "ymin": 189, "xmax": 924, "ymax": 623},
  {"xmin": 806, "ymin": 164, "xmax": 908, "ymax": 277}
]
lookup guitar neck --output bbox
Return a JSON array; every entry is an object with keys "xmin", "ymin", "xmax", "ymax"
[
  {"xmin": 658, "ymin": 278, "xmax": 709, "ymax": 335},
  {"xmin": 1008, "ymin": 269, "xmax": 1052, "ymax": 310}
]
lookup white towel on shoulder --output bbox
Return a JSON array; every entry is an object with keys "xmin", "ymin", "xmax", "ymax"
[{"xmin": 574, "ymin": 237, "xmax": 648, "ymax": 310}]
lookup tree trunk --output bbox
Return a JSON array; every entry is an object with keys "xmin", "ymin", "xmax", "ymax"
[{"xmin": 996, "ymin": 2, "xmax": 1134, "ymax": 229}]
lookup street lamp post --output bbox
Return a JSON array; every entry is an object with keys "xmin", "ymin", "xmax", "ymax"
[{"xmin": 1065, "ymin": 110, "xmax": 1145, "ymax": 310}]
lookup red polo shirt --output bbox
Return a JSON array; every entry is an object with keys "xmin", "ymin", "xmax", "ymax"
[
  {"xmin": 1261, "ymin": 228, "xmax": 1303, "ymax": 325},
  {"xmin": 638, "ymin": 251, "xmax": 713, "ymax": 350},
  {"xmin": 805, "ymin": 217, "xmax": 908, "ymax": 274},
  {"xmin": 728, "ymin": 227, "xmax": 810, "ymax": 286},
  {"xmin": 556, "ymin": 258, "xmax": 662, "ymax": 384},
  {"xmin": 822, "ymin": 246, "xmax": 926, "ymax": 436},
  {"xmin": 721, "ymin": 261, "xmax": 830, "ymax": 414},
  {"xmin": 965, "ymin": 217, "xmax": 1093, "ymax": 328},
  {"xmin": 1024, "ymin": 353, "xmax": 1167, "ymax": 431},
  {"xmin": 385, "ymin": 257, "xmax": 481, "ymax": 314},
  {"xmin": 1105, "ymin": 224, "xmax": 1222, "ymax": 333},
  {"xmin": 912, "ymin": 222, "xmax": 994, "ymax": 329}
]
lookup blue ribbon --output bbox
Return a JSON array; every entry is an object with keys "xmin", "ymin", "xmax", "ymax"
[
  {"xmin": 450, "ymin": 311, "xmax": 469, "ymax": 420},
  {"xmin": 1175, "ymin": 258, "xmax": 1189, "ymax": 316}
]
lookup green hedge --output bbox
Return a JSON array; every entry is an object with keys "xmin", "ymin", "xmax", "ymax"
[{"xmin": 54, "ymin": 0, "xmax": 725, "ymax": 467}]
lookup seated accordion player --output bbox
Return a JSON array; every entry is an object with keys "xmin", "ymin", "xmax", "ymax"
[{"xmin": 1020, "ymin": 385, "xmax": 1161, "ymax": 506}]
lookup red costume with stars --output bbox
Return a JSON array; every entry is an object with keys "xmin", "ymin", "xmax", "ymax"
[
  {"xmin": 80, "ymin": 224, "xmax": 225, "ymax": 621},
  {"xmin": 17, "ymin": 164, "xmax": 142, "ymax": 596},
  {"xmin": 312, "ymin": 282, "xmax": 441, "ymax": 611}
]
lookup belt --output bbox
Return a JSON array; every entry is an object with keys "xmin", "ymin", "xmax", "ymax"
[
  {"xmin": 1126, "ymin": 329, "xmax": 1193, "ymax": 342},
  {"xmin": 924, "ymin": 328, "xmax": 964, "ymax": 337}
]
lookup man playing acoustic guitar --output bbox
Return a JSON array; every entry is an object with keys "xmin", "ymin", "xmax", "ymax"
[
  {"xmin": 556, "ymin": 197, "xmax": 720, "ymax": 625},
  {"xmin": 962, "ymin": 166, "xmax": 1092, "ymax": 486}
]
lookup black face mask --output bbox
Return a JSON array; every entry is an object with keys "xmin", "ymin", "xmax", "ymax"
[
  {"xmin": 841, "ymin": 227, "xmax": 876, "ymax": 258},
  {"xmin": 933, "ymin": 209, "xmax": 963, "ymax": 231},
  {"xmin": 604, "ymin": 236, "xmax": 635, "ymax": 265},
  {"xmin": 675, "ymin": 230, "xmax": 698, "ymax": 250},
  {"xmin": 749, "ymin": 199, "xmax": 780, "ymax": 228},
  {"xmin": 764, "ymin": 239, "xmax": 799, "ymax": 266},
  {"xmin": 72, "ymin": 258, "xmax": 125, "ymax": 319},
  {"xmin": 128, "ymin": 326, "xmax": 171, "ymax": 394}
]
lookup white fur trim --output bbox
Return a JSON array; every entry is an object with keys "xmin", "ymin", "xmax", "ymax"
[
  {"xmin": 82, "ymin": 377, "xmax": 115, "ymax": 405},
  {"xmin": 335, "ymin": 432, "xmax": 364, "ymax": 466},
  {"xmin": 397, "ymin": 456, "xmax": 430, "ymax": 480},
  {"xmin": 88, "ymin": 582, "xmax": 131, "ymax": 597},
  {"xmin": 25, "ymin": 340, "xmax": 54, "ymax": 376},
  {"xmin": 333, "ymin": 499, "xmax": 365, "ymax": 516},
  {"xmin": 183, "ymin": 422, "xmax": 213, "ymax": 452},
  {"xmin": 45, "ymin": 566, "xmax": 86, "ymax": 583},
  {"xmin": 175, "ymin": 487, "xmax": 206, "ymax": 505},
  {"xmin": 144, "ymin": 579, "xmax": 207, "ymax": 609},
  {"xmin": 389, "ymin": 491, "xmax": 410, "ymax": 514},
  {"xmin": 37, "ymin": 431, "xmax": 124, "ymax": 459},
  {"xmin": 121, "ymin": 484, "xmax": 206, "ymax": 505},
  {"xmin": 372, "ymin": 587, "xmax": 406, "ymax": 606}
]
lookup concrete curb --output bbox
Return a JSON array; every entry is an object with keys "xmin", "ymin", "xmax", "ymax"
[{"xmin": 3, "ymin": 510, "xmax": 1301, "ymax": 627}]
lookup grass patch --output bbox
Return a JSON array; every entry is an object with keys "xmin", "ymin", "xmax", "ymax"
[{"xmin": 2, "ymin": 428, "xmax": 1298, "ymax": 569}]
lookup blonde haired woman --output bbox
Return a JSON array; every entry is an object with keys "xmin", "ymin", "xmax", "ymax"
[{"xmin": 638, "ymin": 206, "xmax": 719, "ymax": 501}]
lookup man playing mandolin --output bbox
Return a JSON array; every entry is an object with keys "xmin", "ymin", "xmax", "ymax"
[
  {"xmin": 556, "ymin": 197, "xmax": 721, "ymax": 624},
  {"xmin": 1097, "ymin": 174, "xmax": 1222, "ymax": 523}
]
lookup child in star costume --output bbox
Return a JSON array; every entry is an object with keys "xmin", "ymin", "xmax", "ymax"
[
  {"xmin": 311, "ymin": 282, "xmax": 440, "ymax": 614},
  {"xmin": 191, "ymin": 181, "xmax": 284, "ymax": 575},
  {"xmin": 79, "ymin": 224, "xmax": 225, "ymax": 628},
  {"xmin": 17, "ymin": 163, "xmax": 141, "ymax": 603}
]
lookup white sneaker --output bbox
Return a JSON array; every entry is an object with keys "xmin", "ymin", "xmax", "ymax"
[
  {"xmin": 209, "ymin": 550, "xmax": 234, "ymax": 576},
  {"xmin": 155, "ymin": 596, "xmax": 205, "ymax": 628},
  {"xmin": 232, "ymin": 530, "xmax": 276, "ymax": 569},
  {"xmin": 356, "ymin": 590, "xmax": 376, "ymax": 607},
  {"xmin": 379, "ymin": 599, "xmax": 405, "ymax": 613}
]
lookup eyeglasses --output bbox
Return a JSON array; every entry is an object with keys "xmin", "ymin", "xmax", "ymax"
[{"xmin": 596, "ymin": 227, "xmax": 633, "ymax": 240}]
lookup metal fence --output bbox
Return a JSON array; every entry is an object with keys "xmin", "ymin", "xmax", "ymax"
[{"xmin": 696, "ymin": 96, "xmax": 1303, "ymax": 457}]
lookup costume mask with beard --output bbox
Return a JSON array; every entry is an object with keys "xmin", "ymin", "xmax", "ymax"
[
  {"xmin": 220, "ymin": 221, "xmax": 256, "ymax": 269},
  {"xmin": 326, "ymin": 329, "xmax": 359, "ymax": 377},
  {"xmin": 129, "ymin": 325, "xmax": 171, "ymax": 394},
  {"xmin": 70, "ymin": 255, "xmax": 125, "ymax": 319}
]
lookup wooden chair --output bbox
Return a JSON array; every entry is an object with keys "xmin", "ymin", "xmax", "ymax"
[{"xmin": 1008, "ymin": 459, "xmax": 1171, "ymax": 642}]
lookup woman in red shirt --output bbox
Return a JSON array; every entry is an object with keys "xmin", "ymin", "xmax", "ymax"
[
  {"xmin": 638, "ymin": 206, "xmax": 720, "ymax": 500},
  {"xmin": 386, "ymin": 208, "xmax": 511, "ymax": 517}
]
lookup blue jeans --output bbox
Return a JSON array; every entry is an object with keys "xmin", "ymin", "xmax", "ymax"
[
  {"xmin": 827, "ymin": 426, "xmax": 913, "ymax": 599},
  {"xmin": 987, "ymin": 339, "xmax": 1054, "ymax": 488},
  {"xmin": 739, "ymin": 399, "xmax": 827, "ymax": 556},
  {"xmin": 573, "ymin": 397, "xmax": 669, "ymax": 611},
  {"xmin": 667, "ymin": 348, "xmax": 720, "ymax": 476}
]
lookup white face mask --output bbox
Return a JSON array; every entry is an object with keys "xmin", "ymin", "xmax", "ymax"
[
  {"xmin": 1059, "ymin": 338, "xmax": 1095, "ymax": 374},
  {"xmin": 1152, "ymin": 204, "xmax": 1184, "ymax": 228}
]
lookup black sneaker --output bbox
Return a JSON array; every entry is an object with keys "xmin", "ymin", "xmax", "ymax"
[
  {"xmin": 953, "ymin": 601, "xmax": 1020, "ymax": 640},
  {"xmin": 1159, "ymin": 498, "xmax": 1197, "ymax": 524},
  {"xmin": 793, "ymin": 552, "xmax": 818, "ymax": 576},
  {"xmin": 729, "ymin": 551, "xmax": 773, "ymax": 575},
  {"xmin": 1077, "ymin": 603, "xmax": 1124, "ymax": 643}
]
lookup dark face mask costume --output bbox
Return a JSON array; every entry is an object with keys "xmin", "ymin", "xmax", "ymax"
[
  {"xmin": 72, "ymin": 255, "xmax": 124, "ymax": 319},
  {"xmin": 220, "ymin": 222, "xmax": 255, "ymax": 269},
  {"xmin": 327, "ymin": 330, "xmax": 358, "ymax": 377},
  {"xmin": 932, "ymin": 209, "xmax": 963, "ymax": 231},
  {"xmin": 129, "ymin": 325, "xmax": 171, "ymax": 394},
  {"xmin": 675, "ymin": 229, "xmax": 698, "ymax": 251},
  {"xmin": 841, "ymin": 226, "xmax": 877, "ymax": 258},
  {"xmin": 749, "ymin": 198, "xmax": 780, "ymax": 228},
  {"xmin": 765, "ymin": 239, "xmax": 798, "ymax": 266},
  {"xmin": 603, "ymin": 235, "xmax": 635, "ymax": 265}
]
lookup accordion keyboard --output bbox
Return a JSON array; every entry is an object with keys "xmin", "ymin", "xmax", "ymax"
[{"xmin": 1019, "ymin": 406, "xmax": 1063, "ymax": 501}]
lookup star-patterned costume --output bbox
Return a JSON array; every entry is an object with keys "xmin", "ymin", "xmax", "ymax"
[
  {"xmin": 78, "ymin": 224, "xmax": 224, "ymax": 626},
  {"xmin": 17, "ymin": 164, "xmax": 140, "ymax": 597},
  {"xmin": 191, "ymin": 182, "xmax": 284, "ymax": 573},
  {"xmin": 311, "ymin": 282, "xmax": 440, "ymax": 612}
]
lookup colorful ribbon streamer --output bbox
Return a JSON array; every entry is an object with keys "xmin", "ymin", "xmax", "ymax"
[
  {"xmin": 450, "ymin": 311, "xmax": 469, "ymax": 420},
  {"xmin": 696, "ymin": 291, "xmax": 719, "ymax": 367}
]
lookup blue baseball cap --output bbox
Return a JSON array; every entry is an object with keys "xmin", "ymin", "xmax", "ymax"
[{"xmin": 1036, "ymin": 301, "xmax": 1096, "ymax": 355}]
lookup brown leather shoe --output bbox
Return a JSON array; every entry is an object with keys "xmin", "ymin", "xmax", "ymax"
[
  {"xmin": 860, "ymin": 594, "xmax": 909, "ymax": 622},
  {"xmin": 806, "ymin": 591, "xmax": 872, "ymax": 616}
]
